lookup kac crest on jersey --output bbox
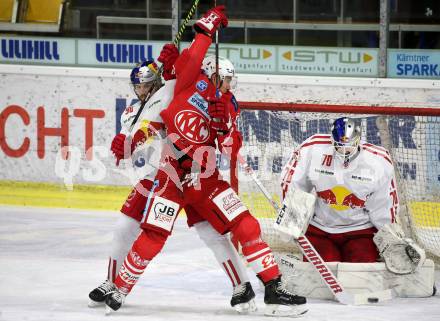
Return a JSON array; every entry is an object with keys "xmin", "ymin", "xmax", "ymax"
[{"xmin": 174, "ymin": 110, "xmax": 210, "ymax": 143}]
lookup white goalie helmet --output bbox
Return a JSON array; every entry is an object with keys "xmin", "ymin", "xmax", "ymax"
[
  {"xmin": 331, "ymin": 117, "xmax": 361, "ymax": 165},
  {"xmin": 202, "ymin": 55, "xmax": 237, "ymax": 89}
]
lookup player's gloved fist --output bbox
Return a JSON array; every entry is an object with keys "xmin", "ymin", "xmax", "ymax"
[
  {"xmin": 208, "ymin": 93, "xmax": 231, "ymax": 133},
  {"xmin": 194, "ymin": 5, "xmax": 228, "ymax": 37},
  {"xmin": 110, "ymin": 133, "xmax": 130, "ymax": 166},
  {"xmin": 208, "ymin": 91, "xmax": 230, "ymax": 119},
  {"xmin": 158, "ymin": 43, "xmax": 178, "ymax": 80}
]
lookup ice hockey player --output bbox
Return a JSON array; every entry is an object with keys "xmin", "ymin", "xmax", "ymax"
[
  {"xmin": 105, "ymin": 5, "xmax": 307, "ymax": 317},
  {"xmin": 88, "ymin": 53, "xmax": 256, "ymax": 313},
  {"xmin": 280, "ymin": 117, "xmax": 426, "ymax": 271}
]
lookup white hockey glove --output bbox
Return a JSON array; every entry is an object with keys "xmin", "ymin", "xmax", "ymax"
[
  {"xmin": 274, "ymin": 187, "xmax": 316, "ymax": 242},
  {"xmin": 373, "ymin": 223, "xmax": 426, "ymax": 275}
]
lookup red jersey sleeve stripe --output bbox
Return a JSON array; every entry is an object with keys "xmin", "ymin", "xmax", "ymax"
[
  {"xmin": 362, "ymin": 146, "xmax": 392, "ymax": 164},
  {"xmin": 302, "ymin": 140, "xmax": 332, "ymax": 148},
  {"xmin": 363, "ymin": 143, "xmax": 390, "ymax": 154}
]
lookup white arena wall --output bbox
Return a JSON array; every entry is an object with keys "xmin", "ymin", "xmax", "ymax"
[{"xmin": 0, "ymin": 64, "xmax": 439, "ymax": 188}]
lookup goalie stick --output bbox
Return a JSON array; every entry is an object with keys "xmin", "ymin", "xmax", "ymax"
[{"xmin": 236, "ymin": 154, "xmax": 393, "ymax": 305}]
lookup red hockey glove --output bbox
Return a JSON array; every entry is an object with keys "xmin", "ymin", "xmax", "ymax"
[
  {"xmin": 208, "ymin": 91, "xmax": 231, "ymax": 119},
  {"xmin": 158, "ymin": 43, "xmax": 179, "ymax": 81},
  {"xmin": 208, "ymin": 92, "xmax": 232, "ymax": 133},
  {"xmin": 110, "ymin": 133, "xmax": 131, "ymax": 166},
  {"xmin": 193, "ymin": 5, "xmax": 228, "ymax": 37}
]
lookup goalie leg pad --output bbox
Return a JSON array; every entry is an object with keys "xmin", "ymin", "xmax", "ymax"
[{"xmin": 276, "ymin": 253, "xmax": 435, "ymax": 299}]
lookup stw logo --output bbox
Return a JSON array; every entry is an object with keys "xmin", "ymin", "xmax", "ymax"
[{"xmin": 174, "ymin": 110, "xmax": 210, "ymax": 143}]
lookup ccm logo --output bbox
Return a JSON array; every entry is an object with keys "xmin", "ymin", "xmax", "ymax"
[{"xmin": 154, "ymin": 202, "xmax": 176, "ymax": 217}]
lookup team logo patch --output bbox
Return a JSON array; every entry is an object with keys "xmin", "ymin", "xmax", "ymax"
[
  {"xmin": 196, "ymin": 80, "xmax": 208, "ymax": 92},
  {"xmin": 174, "ymin": 110, "xmax": 210, "ymax": 144},
  {"xmin": 187, "ymin": 92, "xmax": 209, "ymax": 116},
  {"xmin": 146, "ymin": 196, "xmax": 180, "ymax": 232},
  {"xmin": 213, "ymin": 188, "xmax": 247, "ymax": 221}
]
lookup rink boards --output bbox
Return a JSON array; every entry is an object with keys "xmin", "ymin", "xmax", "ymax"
[{"xmin": 0, "ymin": 64, "xmax": 439, "ymax": 215}]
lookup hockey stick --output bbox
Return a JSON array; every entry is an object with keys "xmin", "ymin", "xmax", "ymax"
[
  {"xmin": 123, "ymin": 0, "xmax": 200, "ymax": 137},
  {"xmin": 214, "ymin": 0, "xmax": 220, "ymax": 87},
  {"xmin": 236, "ymin": 154, "xmax": 393, "ymax": 305},
  {"xmin": 156, "ymin": 0, "xmax": 200, "ymax": 79}
]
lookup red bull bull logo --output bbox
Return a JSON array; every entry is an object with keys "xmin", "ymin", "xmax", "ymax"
[{"xmin": 317, "ymin": 185, "xmax": 365, "ymax": 211}]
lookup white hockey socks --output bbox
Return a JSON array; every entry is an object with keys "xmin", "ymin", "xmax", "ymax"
[
  {"xmin": 108, "ymin": 215, "xmax": 142, "ymax": 282},
  {"xmin": 194, "ymin": 221, "xmax": 250, "ymax": 286}
]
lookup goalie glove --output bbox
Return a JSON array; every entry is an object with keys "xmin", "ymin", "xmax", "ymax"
[
  {"xmin": 373, "ymin": 223, "xmax": 426, "ymax": 275},
  {"xmin": 274, "ymin": 187, "xmax": 316, "ymax": 242}
]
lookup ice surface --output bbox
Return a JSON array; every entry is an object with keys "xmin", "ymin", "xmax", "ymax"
[{"xmin": 0, "ymin": 206, "xmax": 439, "ymax": 321}]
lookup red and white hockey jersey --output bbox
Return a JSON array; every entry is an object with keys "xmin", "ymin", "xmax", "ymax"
[
  {"xmin": 119, "ymin": 79, "xmax": 176, "ymax": 181},
  {"xmin": 280, "ymin": 134, "xmax": 399, "ymax": 234}
]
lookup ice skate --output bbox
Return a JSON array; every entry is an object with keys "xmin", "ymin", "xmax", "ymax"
[
  {"xmin": 105, "ymin": 287, "xmax": 126, "ymax": 314},
  {"xmin": 264, "ymin": 276, "xmax": 308, "ymax": 317},
  {"xmin": 88, "ymin": 280, "xmax": 114, "ymax": 307},
  {"xmin": 231, "ymin": 281, "xmax": 257, "ymax": 313}
]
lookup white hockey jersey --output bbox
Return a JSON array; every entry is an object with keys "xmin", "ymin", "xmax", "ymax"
[
  {"xmin": 280, "ymin": 134, "xmax": 399, "ymax": 234},
  {"xmin": 119, "ymin": 79, "xmax": 176, "ymax": 181}
]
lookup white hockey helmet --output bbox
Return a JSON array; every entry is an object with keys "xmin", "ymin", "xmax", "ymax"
[
  {"xmin": 130, "ymin": 60, "xmax": 159, "ymax": 85},
  {"xmin": 331, "ymin": 117, "xmax": 361, "ymax": 165},
  {"xmin": 202, "ymin": 55, "xmax": 237, "ymax": 89},
  {"xmin": 130, "ymin": 60, "xmax": 160, "ymax": 101}
]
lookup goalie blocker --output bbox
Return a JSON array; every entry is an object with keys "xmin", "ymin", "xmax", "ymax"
[{"xmin": 274, "ymin": 186, "xmax": 316, "ymax": 242}]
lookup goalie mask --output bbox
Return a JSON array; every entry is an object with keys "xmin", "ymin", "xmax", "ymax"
[
  {"xmin": 202, "ymin": 55, "xmax": 237, "ymax": 91},
  {"xmin": 331, "ymin": 117, "xmax": 361, "ymax": 166},
  {"xmin": 130, "ymin": 60, "xmax": 159, "ymax": 101}
]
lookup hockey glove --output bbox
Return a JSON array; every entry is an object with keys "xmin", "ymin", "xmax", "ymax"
[
  {"xmin": 158, "ymin": 43, "xmax": 179, "ymax": 81},
  {"xmin": 110, "ymin": 133, "xmax": 131, "ymax": 166},
  {"xmin": 208, "ymin": 91, "xmax": 232, "ymax": 119},
  {"xmin": 374, "ymin": 223, "xmax": 426, "ymax": 274},
  {"xmin": 208, "ymin": 93, "xmax": 232, "ymax": 133},
  {"xmin": 194, "ymin": 5, "xmax": 228, "ymax": 37}
]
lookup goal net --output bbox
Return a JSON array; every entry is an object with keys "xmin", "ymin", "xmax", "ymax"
[{"xmin": 230, "ymin": 102, "xmax": 440, "ymax": 264}]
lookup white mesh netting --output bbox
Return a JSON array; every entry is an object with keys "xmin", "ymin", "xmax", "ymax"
[{"xmin": 231, "ymin": 108, "xmax": 440, "ymax": 263}]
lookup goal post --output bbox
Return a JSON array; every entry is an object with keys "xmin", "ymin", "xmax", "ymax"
[{"xmin": 231, "ymin": 102, "xmax": 440, "ymax": 263}]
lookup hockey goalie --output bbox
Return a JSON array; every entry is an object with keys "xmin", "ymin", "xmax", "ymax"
[{"xmin": 274, "ymin": 117, "xmax": 435, "ymax": 300}]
